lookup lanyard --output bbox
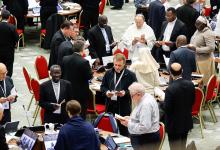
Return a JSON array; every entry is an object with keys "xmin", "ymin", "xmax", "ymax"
[
  {"xmin": 114, "ymin": 69, "xmax": 125, "ymax": 91},
  {"xmin": 0, "ymin": 80, "xmax": 6, "ymax": 97}
]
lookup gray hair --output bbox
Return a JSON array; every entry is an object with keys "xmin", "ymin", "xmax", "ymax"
[
  {"xmin": 72, "ymin": 40, "xmax": 85, "ymax": 53},
  {"xmin": 128, "ymin": 82, "xmax": 145, "ymax": 95}
]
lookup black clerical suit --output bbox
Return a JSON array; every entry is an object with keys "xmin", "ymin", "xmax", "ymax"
[
  {"xmin": 49, "ymin": 30, "xmax": 67, "ymax": 68},
  {"xmin": 88, "ymin": 25, "xmax": 114, "ymax": 63},
  {"xmin": 176, "ymin": 4, "xmax": 199, "ymax": 42},
  {"xmin": 0, "ymin": 21, "xmax": 19, "ymax": 77},
  {"xmin": 0, "ymin": 77, "xmax": 17, "ymax": 125},
  {"xmin": 40, "ymin": 0, "xmax": 58, "ymax": 29},
  {"xmin": 57, "ymin": 41, "xmax": 74, "ymax": 66},
  {"xmin": 80, "ymin": 0, "xmax": 101, "ymax": 39},
  {"xmin": 0, "ymin": 126, "xmax": 8, "ymax": 150},
  {"xmin": 62, "ymin": 53, "xmax": 93, "ymax": 119},
  {"xmin": 148, "ymin": 0, "xmax": 166, "ymax": 39},
  {"xmin": 155, "ymin": 19, "xmax": 187, "ymax": 62},
  {"xmin": 3, "ymin": 0, "xmax": 28, "ymax": 30},
  {"xmin": 39, "ymin": 79, "xmax": 73, "ymax": 124},
  {"xmin": 101, "ymin": 68, "xmax": 137, "ymax": 136},
  {"xmin": 164, "ymin": 78, "xmax": 195, "ymax": 150}
]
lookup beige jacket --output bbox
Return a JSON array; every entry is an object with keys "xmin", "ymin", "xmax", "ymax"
[{"xmin": 191, "ymin": 27, "xmax": 215, "ymax": 61}]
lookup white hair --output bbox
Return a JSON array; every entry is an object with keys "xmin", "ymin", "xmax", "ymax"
[{"xmin": 128, "ymin": 82, "xmax": 145, "ymax": 94}]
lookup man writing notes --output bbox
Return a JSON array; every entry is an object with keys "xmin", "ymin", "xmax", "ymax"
[
  {"xmin": 101, "ymin": 54, "xmax": 137, "ymax": 136},
  {"xmin": 39, "ymin": 65, "xmax": 73, "ymax": 124},
  {"xmin": 121, "ymin": 14, "xmax": 156, "ymax": 61}
]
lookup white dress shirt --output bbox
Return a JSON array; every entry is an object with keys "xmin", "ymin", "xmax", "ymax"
[
  {"xmin": 100, "ymin": 27, "xmax": 111, "ymax": 54},
  {"xmin": 52, "ymin": 81, "xmax": 60, "ymax": 102},
  {"xmin": 128, "ymin": 93, "xmax": 160, "ymax": 135},
  {"xmin": 162, "ymin": 18, "xmax": 177, "ymax": 51}
]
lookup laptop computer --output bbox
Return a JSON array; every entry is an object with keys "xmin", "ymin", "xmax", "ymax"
[
  {"xmin": 20, "ymin": 129, "xmax": 38, "ymax": 150},
  {"xmin": 4, "ymin": 121, "xmax": 19, "ymax": 134}
]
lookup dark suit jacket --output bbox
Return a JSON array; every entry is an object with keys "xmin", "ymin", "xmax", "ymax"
[
  {"xmin": 164, "ymin": 78, "xmax": 195, "ymax": 134},
  {"xmin": 0, "ymin": 126, "xmax": 8, "ymax": 150},
  {"xmin": 176, "ymin": 4, "xmax": 199, "ymax": 42},
  {"xmin": 88, "ymin": 25, "xmax": 114, "ymax": 62},
  {"xmin": 0, "ymin": 77, "xmax": 16, "ymax": 125},
  {"xmin": 158, "ymin": 19, "xmax": 187, "ymax": 52},
  {"xmin": 54, "ymin": 116, "xmax": 100, "ymax": 150},
  {"xmin": 0, "ymin": 22, "xmax": 19, "ymax": 55},
  {"xmin": 62, "ymin": 53, "xmax": 93, "ymax": 117},
  {"xmin": 49, "ymin": 30, "xmax": 67, "ymax": 68},
  {"xmin": 210, "ymin": 0, "xmax": 220, "ymax": 17},
  {"xmin": 169, "ymin": 47, "xmax": 196, "ymax": 80},
  {"xmin": 3, "ymin": 0, "xmax": 28, "ymax": 17},
  {"xmin": 148, "ymin": 0, "xmax": 166, "ymax": 39},
  {"xmin": 57, "ymin": 41, "xmax": 73, "ymax": 66},
  {"xmin": 39, "ymin": 79, "xmax": 73, "ymax": 124},
  {"xmin": 100, "ymin": 68, "xmax": 137, "ymax": 116}
]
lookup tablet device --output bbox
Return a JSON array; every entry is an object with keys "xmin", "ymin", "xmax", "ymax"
[
  {"xmin": 20, "ymin": 129, "xmax": 38, "ymax": 150},
  {"xmin": 4, "ymin": 121, "xmax": 19, "ymax": 134},
  {"xmin": 105, "ymin": 135, "xmax": 118, "ymax": 150}
]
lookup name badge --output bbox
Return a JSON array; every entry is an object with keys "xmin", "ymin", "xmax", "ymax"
[
  {"xmin": 111, "ymin": 94, "xmax": 117, "ymax": 101},
  {"xmin": 2, "ymin": 101, "xmax": 9, "ymax": 110}
]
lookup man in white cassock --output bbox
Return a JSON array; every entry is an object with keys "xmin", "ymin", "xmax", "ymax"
[{"xmin": 121, "ymin": 14, "xmax": 156, "ymax": 62}]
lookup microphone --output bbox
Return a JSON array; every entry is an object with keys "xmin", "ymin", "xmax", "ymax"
[{"xmin": 22, "ymin": 105, "xmax": 31, "ymax": 127}]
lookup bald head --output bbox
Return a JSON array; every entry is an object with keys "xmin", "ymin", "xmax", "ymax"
[
  {"xmin": 0, "ymin": 63, "xmax": 7, "ymax": 80},
  {"xmin": 176, "ymin": 35, "xmax": 187, "ymax": 48},
  {"xmin": 170, "ymin": 63, "xmax": 182, "ymax": 77}
]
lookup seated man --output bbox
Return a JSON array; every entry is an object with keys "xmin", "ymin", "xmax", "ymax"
[
  {"xmin": 39, "ymin": 65, "xmax": 73, "ymax": 124},
  {"xmin": 54, "ymin": 100, "xmax": 100, "ymax": 150},
  {"xmin": 121, "ymin": 14, "xmax": 156, "ymax": 61},
  {"xmin": 118, "ymin": 82, "xmax": 160, "ymax": 150}
]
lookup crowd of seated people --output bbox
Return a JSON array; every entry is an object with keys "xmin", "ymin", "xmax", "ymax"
[{"xmin": 0, "ymin": 0, "xmax": 220, "ymax": 149}]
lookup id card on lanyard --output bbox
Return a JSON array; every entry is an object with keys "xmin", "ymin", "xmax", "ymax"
[
  {"xmin": 111, "ymin": 70, "xmax": 125, "ymax": 101},
  {"xmin": 0, "ymin": 80, "xmax": 9, "ymax": 110}
]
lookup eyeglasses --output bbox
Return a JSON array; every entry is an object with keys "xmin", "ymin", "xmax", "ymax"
[{"xmin": 130, "ymin": 93, "xmax": 139, "ymax": 98}]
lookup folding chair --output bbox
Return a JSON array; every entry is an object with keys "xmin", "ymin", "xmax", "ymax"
[
  {"xmin": 159, "ymin": 122, "xmax": 165, "ymax": 150},
  {"xmin": 35, "ymin": 55, "xmax": 49, "ymax": 81},
  {"xmin": 22, "ymin": 67, "xmax": 34, "ymax": 111},
  {"xmin": 192, "ymin": 87, "xmax": 205, "ymax": 138}
]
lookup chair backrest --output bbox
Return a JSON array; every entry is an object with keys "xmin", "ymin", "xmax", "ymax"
[
  {"xmin": 77, "ymin": 10, "xmax": 84, "ymax": 29},
  {"xmin": 99, "ymin": 0, "xmax": 107, "ymax": 15},
  {"xmin": 159, "ymin": 122, "xmax": 165, "ymax": 150},
  {"xmin": 192, "ymin": 87, "xmax": 204, "ymax": 116},
  {"xmin": 40, "ymin": 108, "xmax": 45, "ymax": 125},
  {"xmin": 22, "ymin": 67, "xmax": 33, "ymax": 93},
  {"xmin": 94, "ymin": 113, "xmax": 118, "ymax": 133},
  {"xmin": 35, "ymin": 55, "xmax": 49, "ymax": 80},
  {"xmin": 30, "ymin": 78, "xmax": 40, "ymax": 102},
  {"xmin": 205, "ymin": 74, "xmax": 217, "ymax": 102},
  {"xmin": 8, "ymin": 15, "xmax": 17, "ymax": 28},
  {"xmin": 113, "ymin": 48, "xmax": 129, "ymax": 59}
]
